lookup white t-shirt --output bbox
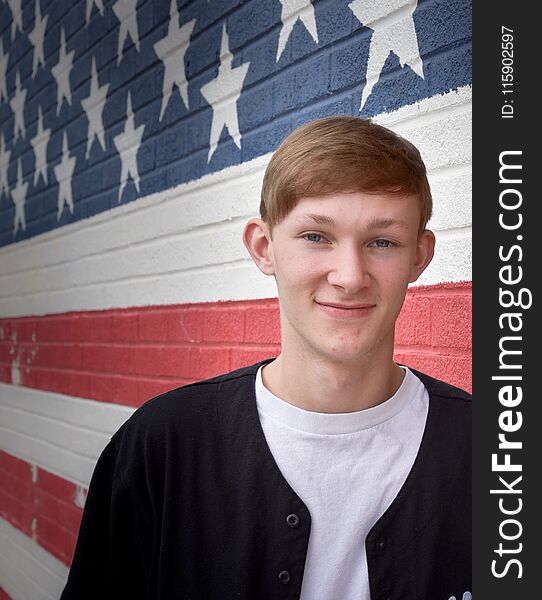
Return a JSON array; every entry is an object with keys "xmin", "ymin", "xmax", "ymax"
[{"xmin": 255, "ymin": 365, "xmax": 429, "ymax": 600}]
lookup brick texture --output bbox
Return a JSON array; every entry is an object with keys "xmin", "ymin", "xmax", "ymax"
[
  {"xmin": 0, "ymin": 283, "xmax": 471, "ymax": 569},
  {"xmin": 0, "ymin": 286, "xmax": 471, "ymax": 407},
  {"xmin": 394, "ymin": 282, "xmax": 472, "ymax": 392},
  {"xmin": 0, "ymin": 450, "xmax": 82, "ymax": 567}
]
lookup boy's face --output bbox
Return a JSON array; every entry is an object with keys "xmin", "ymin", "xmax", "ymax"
[{"xmin": 250, "ymin": 191, "xmax": 434, "ymax": 366}]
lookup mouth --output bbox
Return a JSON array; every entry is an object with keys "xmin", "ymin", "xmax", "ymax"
[{"xmin": 314, "ymin": 301, "xmax": 375, "ymax": 319}]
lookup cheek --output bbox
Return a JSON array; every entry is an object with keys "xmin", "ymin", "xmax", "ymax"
[
  {"xmin": 379, "ymin": 258, "xmax": 414, "ymax": 288},
  {"xmin": 275, "ymin": 250, "xmax": 322, "ymax": 287},
  {"xmin": 385, "ymin": 282, "xmax": 410, "ymax": 317}
]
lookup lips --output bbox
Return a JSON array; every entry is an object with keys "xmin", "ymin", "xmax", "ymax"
[
  {"xmin": 316, "ymin": 302, "xmax": 374, "ymax": 309},
  {"xmin": 315, "ymin": 301, "xmax": 375, "ymax": 318}
]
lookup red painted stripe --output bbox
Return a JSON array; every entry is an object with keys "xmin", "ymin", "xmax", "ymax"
[
  {"xmin": 395, "ymin": 282, "xmax": 472, "ymax": 392},
  {"xmin": 0, "ymin": 452, "xmax": 33, "ymax": 537},
  {"xmin": 0, "ymin": 586, "xmax": 13, "ymax": 600},
  {"xmin": 0, "ymin": 283, "xmax": 471, "ymax": 567},
  {"xmin": 0, "ymin": 450, "xmax": 82, "ymax": 567},
  {"xmin": 0, "ymin": 283, "xmax": 471, "ymax": 408}
]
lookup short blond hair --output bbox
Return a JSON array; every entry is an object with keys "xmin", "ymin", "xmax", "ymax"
[{"xmin": 260, "ymin": 116, "xmax": 432, "ymax": 236}]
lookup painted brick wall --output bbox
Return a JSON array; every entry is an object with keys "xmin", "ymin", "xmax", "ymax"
[
  {"xmin": 0, "ymin": 0, "xmax": 471, "ymax": 597},
  {"xmin": 0, "ymin": 282, "xmax": 471, "ymax": 576},
  {"xmin": 0, "ymin": 287, "xmax": 470, "ymax": 410},
  {"xmin": 0, "ymin": 0, "xmax": 471, "ymax": 247},
  {"xmin": 395, "ymin": 283, "xmax": 472, "ymax": 391},
  {"xmin": 0, "ymin": 88, "xmax": 472, "ymax": 321},
  {"xmin": 0, "ymin": 450, "xmax": 83, "ymax": 567}
]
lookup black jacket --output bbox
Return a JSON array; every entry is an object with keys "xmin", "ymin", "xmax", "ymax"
[{"xmin": 60, "ymin": 358, "xmax": 472, "ymax": 600}]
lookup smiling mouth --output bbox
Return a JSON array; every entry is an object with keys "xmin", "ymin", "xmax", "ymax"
[{"xmin": 314, "ymin": 301, "xmax": 375, "ymax": 318}]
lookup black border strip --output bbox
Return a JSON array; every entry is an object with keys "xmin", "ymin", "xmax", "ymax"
[{"xmin": 473, "ymin": 3, "xmax": 538, "ymax": 596}]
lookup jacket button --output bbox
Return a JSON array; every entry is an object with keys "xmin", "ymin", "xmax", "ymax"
[
  {"xmin": 278, "ymin": 570, "xmax": 291, "ymax": 585},
  {"xmin": 376, "ymin": 539, "xmax": 386, "ymax": 550},
  {"xmin": 286, "ymin": 513, "xmax": 300, "ymax": 528}
]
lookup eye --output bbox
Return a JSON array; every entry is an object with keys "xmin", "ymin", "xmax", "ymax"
[
  {"xmin": 303, "ymin": 233, "xmax": 327, "ymax": 243},
  {"xmin": 370, "ymin": 239, "xmax": 393, "ymax": 248}
]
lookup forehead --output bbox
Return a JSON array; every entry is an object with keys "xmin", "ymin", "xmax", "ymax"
[{"xmin": 283, "ymin": 192, "xmax": 421, "ymax": 230}]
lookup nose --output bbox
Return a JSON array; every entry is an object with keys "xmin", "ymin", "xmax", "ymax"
[{"xmin": 326, "ymin": 243, "xmax": 371, "ymax": 294}]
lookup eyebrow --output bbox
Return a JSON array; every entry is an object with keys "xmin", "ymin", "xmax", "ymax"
[
  {"xmin": 297, "ymin": 213, "xmax": 410, "ymax": 230},
  {"xmin": 297, "ymin": 213, "xmax": 336, "ymax": 227},
  {"xmin": 365, "ymin": 217, "xmax": 410, "ymax": 230}
]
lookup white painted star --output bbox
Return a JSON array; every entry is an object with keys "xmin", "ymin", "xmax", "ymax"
[
  {"xmin": 0, "ymin": 132, "xmax": 11, "ymax": 198},
  {"xmin": 153, "ymin": 0, "xmax": 195, "ymax": 121},
  {"xmin": 28, "ymin": 0, "xmax": 49, "ymax": 77},
  {"xmin": 113, "ymin": 0, "xmax": 140, "ymax": 65},
  {"xmin": 81, "ymin": 57, "xmax": 110, "ymax": 159},
  {"xmin": 276, "ymin": 0, "xmax": 318, "ymax": 62},
  {"xmin": 113, "ymin": 92, "xmax": 145, "ymax": 202},
  {"xmin": 30, "ymin": 105, "xmax": 52, "ymax": 186},
  {"xmin": 11, "ymin": 159, "xmax": 28, "ymax": 234},
  {"xmin": 51, "ymin": 28, "xmax": 75, "ymax": 115},
  {"xmin": 200, "ymin": 24, "xmax": 250, "ymax": 163},
  {"xmin": 0, "ymin": 39, "xmax": 8, "ymax": 102},
  {"xmin": 7, "ymin": 0, "xmax": 23, "ymax": 41},
  {"xmin": 86, "ymin": 0, "xmax": 104, "ymax": 24},
  {"xmin": 54, "ymin": 132, "xmax": 76, "ymax": 219},
  {"xmin": 349, "ymin": 0, "xmax": 425, "ymax": 111},
  {"xmin": 10, "ymin": 70, "xmax": 27, "ymax": 140}
]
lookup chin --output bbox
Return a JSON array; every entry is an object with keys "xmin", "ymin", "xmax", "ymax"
[{"xmin": 321, "ymin": 344, "xmax": 370, "ymax": 363}]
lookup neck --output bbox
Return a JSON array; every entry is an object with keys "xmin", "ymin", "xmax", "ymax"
[{"xmin": 262, "ymin": 346, "xmax": 405, "ymax": 414}]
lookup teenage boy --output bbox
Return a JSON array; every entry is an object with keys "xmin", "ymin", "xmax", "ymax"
[{"xmin": 61, "ymin": 116, "xmax": 471, "ymax": 600}]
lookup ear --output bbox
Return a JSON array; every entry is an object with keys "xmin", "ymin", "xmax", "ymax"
[
  {"xmin": 242, "ymin": 218, "xmax": 276, "ymax": 275},
  {"xmin": 409, "ymin": 229, "xmax": 436, "ymax": 283}
]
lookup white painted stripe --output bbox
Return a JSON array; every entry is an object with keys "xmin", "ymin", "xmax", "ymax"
[
  {"xmin": 423, "ymin": 229, "xmax": 472, "ymax": 285},
  {"xmin": 0, "ymin": 517, "xmax": 68, "ymax": 600},
  {"xmin": 0, "ymin": 87, "xmax": 471, "ymax": 318},
  {"xmin": 426, "ymin": 165, "xmax": 471, "ymax": 232},
  {"xmin": 0, "ymin": 382, "xmax": 134, "ymax": 488}
]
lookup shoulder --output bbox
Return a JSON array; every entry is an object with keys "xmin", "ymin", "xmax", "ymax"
[
  {"xmin": 105, "ymin": 359, "xmax": 272, "ymax": 485},
  {"xmin": 409, "ymin": 367, "xmax": 471, "ymax": 437},
  {"xmin": 409, "ymin": 368, "xmax": 471, "ymax": 451},
  {"xmin": 409, "ymin": 367, "xmax": 471, "ymax": 404}
]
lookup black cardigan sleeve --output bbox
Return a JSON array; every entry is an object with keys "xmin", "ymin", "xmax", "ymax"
[{"xmin": 60, "ymin": 436, "xmax": 154, "ymax": 599}]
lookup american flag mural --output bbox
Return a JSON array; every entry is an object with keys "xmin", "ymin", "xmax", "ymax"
[{"xmin": 0, "ymin": 0, "xmax": 471, "ymax": 596}]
